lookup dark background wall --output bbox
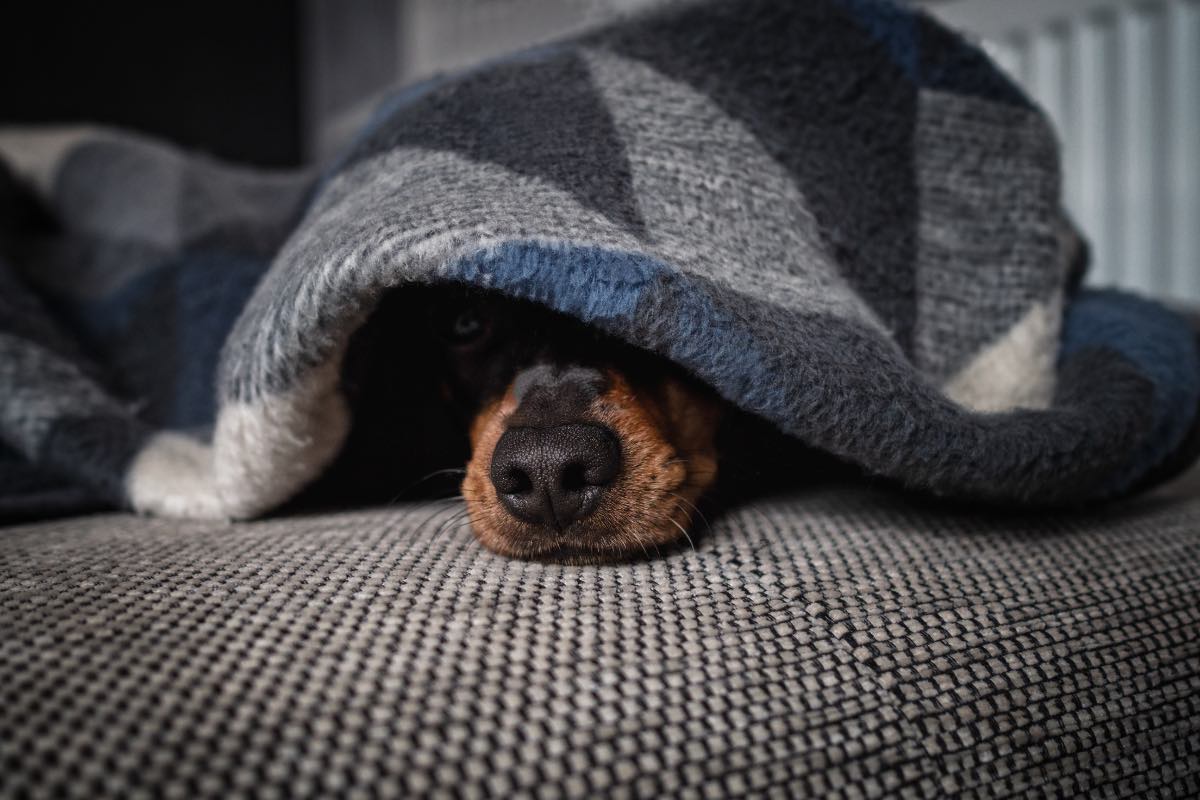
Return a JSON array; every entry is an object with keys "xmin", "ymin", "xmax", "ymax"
[{"xmin": 0, "ymin": 2, "xmax": 304, "ymax": 167}]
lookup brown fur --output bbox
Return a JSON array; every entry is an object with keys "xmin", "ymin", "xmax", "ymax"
[{"xmin": 462, "ymin": 370, "xmax": 721, "ymax": 562}]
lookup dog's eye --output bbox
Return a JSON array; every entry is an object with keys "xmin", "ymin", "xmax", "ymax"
[{"xmin": 434, "ymin": 305, "xmax": 490, "ymax": 346}]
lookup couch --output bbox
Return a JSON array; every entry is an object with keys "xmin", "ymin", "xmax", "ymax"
[{"xmin": 3, "ymin": 460, "xmax": 1198, "ymax": 798}]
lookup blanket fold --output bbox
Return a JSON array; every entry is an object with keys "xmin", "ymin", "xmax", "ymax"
[{"xmin": 2, "ymin": 0, "xmax": 1198, "ymax": 521}]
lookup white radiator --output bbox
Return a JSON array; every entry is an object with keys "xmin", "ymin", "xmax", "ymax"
[{"xmin": 932, "ymin": 0, "xmax": 1200, "ymax": 303}]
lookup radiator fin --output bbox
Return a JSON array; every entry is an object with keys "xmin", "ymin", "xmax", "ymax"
[{"xmin": 985, "ymin": 0, "xmax": 1200, "ymax": 302}]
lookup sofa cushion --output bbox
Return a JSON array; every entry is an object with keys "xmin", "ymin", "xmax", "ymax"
[{"xmin": 3, "ymin": 467, "xmax": 1198, "ymax": 798}]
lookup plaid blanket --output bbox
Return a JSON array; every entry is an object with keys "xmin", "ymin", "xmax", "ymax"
[{"xmin": 2, "ymin": 0, "xmax": 1198, "ymax": 522}]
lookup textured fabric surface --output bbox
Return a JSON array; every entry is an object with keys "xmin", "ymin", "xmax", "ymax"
[
  {"xmin": 4, "ymin": 468, "xmax": 1199, "ymax": 798},
  {"xmin": 1, "ymin": 0, "xmax": 1198, "ymax": 523}
]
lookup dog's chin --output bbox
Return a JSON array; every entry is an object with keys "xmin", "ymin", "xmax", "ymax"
[
  {"xmin": 480, "ymin": 536, "xmax": 658, "ymax": 566},
  {"xmin": 462, "ymin": 484, "xmax": 705, "ymax": 564},
  {"xmin": 499, "ymin": 542, "xmax": 671, "ymax": 566}
]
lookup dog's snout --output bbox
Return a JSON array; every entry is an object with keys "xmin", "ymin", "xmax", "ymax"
[
  {"xmin": 508, "ymin": 365, "xmax": 607, "ymax": 428},
  {"xmin": 490, "ymin": 423, "xmax": 621, "ymax": 530}
]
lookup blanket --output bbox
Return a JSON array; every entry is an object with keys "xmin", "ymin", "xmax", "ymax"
[{"xmin": 2, "ymin": 0, "xmax": 1198, "ymax": 522}]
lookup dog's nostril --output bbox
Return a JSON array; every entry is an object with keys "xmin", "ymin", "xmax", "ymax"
[
  {"xmin": 489, "ymin": 423, "xmax": 622, "ymax": 530},
  {"xmin": 560, "ymin": 461, "xmax": 588, "ymax": 493},
  {"xmin": 496, "ymin": 466, "xmax": 533, "ymax": 496}
]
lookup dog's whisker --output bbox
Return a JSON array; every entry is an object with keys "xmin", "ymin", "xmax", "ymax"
[
  {"xmin": 411, "ymin": 506, "xmax": 449, "ymax": 537},
  {"xmin": 668, "ymin": 491, "xmax": 711, "ymax": 536},
  {"xmin": 411, "ymin": 497, "xmax": 466, "ymax": 537},
  {"xmin": 388, "ymin": 485, "xmax": 462, "ymax": 507},
  {"xmin": 432, "ymin": 508, "xmax": 474, "ymax": 540},
  {"xmin": 667, "ymin": 514, "xmax": 696, "ymax": 554},
  {"xmin": 390, "ymin": 468, "xmax": 469, "ymax": 503},
  {"xmin": 435, "ymin": 504, "xmax": 469, "ymax": 522},
  {"xmin": 429, "ymin": 516, "xmax": 477, "ymax": 540},
  {"xmin": 737, "ymin": 500, "xmax": 778, "ymax": 535},
  {"xmin": 405, "ymin": 495, "xmax": 443, "ymax": 520}
]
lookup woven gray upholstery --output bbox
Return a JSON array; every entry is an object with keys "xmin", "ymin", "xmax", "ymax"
[{"xmin": 3, "ymin": 469, "xmax": 1200, "ymax": 798}]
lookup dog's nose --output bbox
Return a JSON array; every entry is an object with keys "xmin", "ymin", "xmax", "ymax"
[{"xmin": 489, "ymin": 423, "xmax": 621, "ymax": 529}]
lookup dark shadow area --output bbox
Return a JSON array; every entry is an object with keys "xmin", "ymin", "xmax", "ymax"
[{"xmin": 0, "ymin": 2, "xmax": 303, "ymax": 167}]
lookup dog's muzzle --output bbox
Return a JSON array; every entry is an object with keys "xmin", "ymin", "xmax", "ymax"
[{"xmin": 487, "ymin": 364, "xmax": 621, "ymax": 531}]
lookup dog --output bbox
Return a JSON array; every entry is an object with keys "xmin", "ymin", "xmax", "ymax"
[
  {"xmin": 302, "ymin": 284, "xmax": 845, "ymax": 562},
  {"xmin": 440, "ymin": 291, "xmax": 722, "ymax": 563}
]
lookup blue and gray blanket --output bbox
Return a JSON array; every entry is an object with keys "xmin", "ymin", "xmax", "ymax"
[{"xmin": 2, "ymin": 0, "xmax": 1198, "ymax": 521}]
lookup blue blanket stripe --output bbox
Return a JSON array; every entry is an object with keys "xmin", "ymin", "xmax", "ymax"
[
  {"xmin": 832, "ymin": 0, "xmax": 1030, "ymax": 106},
  {"xmin": 1060, "ymin": 289, "xmax": 1200, "ymax": 494},
  {"xmin": 446, "ymin": 240, "xmax": 1200, "ymax": 500}
]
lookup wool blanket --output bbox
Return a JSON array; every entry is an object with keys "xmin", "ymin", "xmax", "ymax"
[{"xmin": 2, "ymin": 0, "xmax": 1198, "ymax": 522}]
